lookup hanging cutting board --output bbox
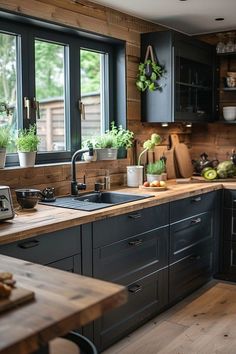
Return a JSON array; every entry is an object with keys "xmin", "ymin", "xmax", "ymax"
[
  {"xmin": 165, "ymin": 134, "xmax": 181, "ymax": 179},
  {"xmin": 0, "ymin": 287, "xmax": 35, "ymax": 314},
  {"xmin": 174, "ymin": 136, "xmax": 194, "ymax": 178}
]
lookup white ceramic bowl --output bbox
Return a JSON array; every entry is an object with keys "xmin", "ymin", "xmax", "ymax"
[{"xmin": 223, "ymin": 106, "xmax": 236, "ymax": 121}]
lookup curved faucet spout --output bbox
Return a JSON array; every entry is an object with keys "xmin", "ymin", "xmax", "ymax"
[{"xmin": 71, "ymin": 147, "xmax": 94, "ymax": 195}]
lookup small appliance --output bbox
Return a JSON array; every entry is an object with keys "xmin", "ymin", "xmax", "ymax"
[{"xmin": 0, "ymin": 186, "xmax": 14, "ymax": 221}]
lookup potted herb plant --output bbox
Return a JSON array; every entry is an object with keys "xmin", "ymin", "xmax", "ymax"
[
  {"xmin": 16, "ymin": 124, "xmax": 40, "ymax": 167},
  {"xmin": 127, "ymin": 133, "xmax": 161, "ymax": 187},
  {"xmin": 0, "ymin": 126, "xmax": 11, "ymax": 168},
  {"xmin": 109, "ymin": 122, "xmax": 134, "ymax": 159},
  {"xmin": 94, "ymin": 132, "xmax": 118, "ymax": 160},
  {"xmin": 146, "ymin": 159, "xmax": 166, "ymax": 183}
]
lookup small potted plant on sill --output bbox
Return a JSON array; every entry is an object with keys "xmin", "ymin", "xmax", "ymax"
[
  {"xmin": 0, "ymin": 126, "xmax": 11, "ymax": 168},
  {"xmin": 146, "ymin": 159, "xmax": 166, "ymax": 183},
  {"xmin": 92, "ymin": 131, "xmax": 118, "ymax": 161},
  {"xmin": 109, "ymin": 122, "xmax": 134, "ymax": 159},
  {"xmin": 16, "ymin": 124, "xmax": 40, "ymax": 167}
]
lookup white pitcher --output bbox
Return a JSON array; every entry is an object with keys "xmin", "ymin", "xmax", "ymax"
[{"xmin": 127, "ymin": 166, "xmax": 143, "ymax": 187}]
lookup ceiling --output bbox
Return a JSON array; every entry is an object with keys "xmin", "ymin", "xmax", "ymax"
[{"xmin": 90, "ymin": 0, "xmax": 236, "ymax": 35}]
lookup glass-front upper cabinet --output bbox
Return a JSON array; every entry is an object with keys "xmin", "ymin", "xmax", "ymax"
[{"xmin": 141, "ymin": 30, "xmax": 216, "ymax": 123}]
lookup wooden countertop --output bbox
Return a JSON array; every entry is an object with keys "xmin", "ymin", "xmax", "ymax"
[
  {"xmin": 0, "ymin": 181, "xmax": 235, "ymax": 245},
  {"xmin": 0, "ymin": 255, "xmax": 127, "ymax": 354}
]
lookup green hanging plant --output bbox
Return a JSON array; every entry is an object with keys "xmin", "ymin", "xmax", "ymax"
[{"xmin": 136, "ymin": 45, "xmax": 164, "ymax": 92}]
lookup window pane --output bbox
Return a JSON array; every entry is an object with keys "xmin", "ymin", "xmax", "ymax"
[
  {"xmin": 35, "ymin": 40, "xmax": 66, "ymax": 152},
  {"xmin": 0, "ymin": 32, "xmax": 18, "ymax": 153},
  {"xmin": 80, "ymin": 49, "xmax": 105, "ymax": 144}
]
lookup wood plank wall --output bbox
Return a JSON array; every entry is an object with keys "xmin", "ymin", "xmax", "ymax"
[{"xmin": 0, "ymin": 0, "xmax": 235, "ymax": 193}]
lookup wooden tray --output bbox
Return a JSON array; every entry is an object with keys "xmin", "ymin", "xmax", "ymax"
[
  {"xmin": 139, "ymin": 185, "xmax": 168, "ymax": 191},
  {"xmin": 0, "ymin": 287, "xmax": 35, "ymax": 314}
]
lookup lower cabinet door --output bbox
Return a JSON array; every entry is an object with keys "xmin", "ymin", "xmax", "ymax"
[
  {"xmin": 222, "ymin": 241, "xmax": 236, "ymax": 279},
  {"xmin": 169, "ymin": 241, "xmax": 213, "ymax": 304},
  {"xmin": 94, "ymin": 268, "xmax": 168, "ymax": 352},
  {"xmin": 47, "ymin": 254, "xmax": 81, "ymax": 274}
]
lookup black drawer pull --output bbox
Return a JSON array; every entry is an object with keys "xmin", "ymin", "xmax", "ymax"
[
  {"xmin": 191, "ymin": 196, "xmax": 202, "ymax": 202},
  {"xmin": 18, "ymin": 240, "xmax": 40, "ymax": 249},
  {"xmin": 190, "ymin": 255, "xmax": 201, "ymax": 261},
  {"xmin": 128, "ymin": 284, "xmax": 143, "ymax": 294},
  {"xmin": 128, "ymin": 239, "xmax": 143, "ymax": 246},
  {"xmin": 128, "ymin": 213, "xmax": 142, "ymax": 220},
  {"xmin": 191, "ymin": 217, "xmax": 202, "ymax": 225}
]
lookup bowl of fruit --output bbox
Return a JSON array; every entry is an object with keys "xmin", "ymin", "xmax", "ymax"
[{"xmin": 140, "ymin": 180, "xmax": 167, "ymax": 191}]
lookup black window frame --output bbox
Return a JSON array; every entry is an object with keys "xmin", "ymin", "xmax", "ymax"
[{"xmin": 0, "ymin": 11, "xmax": 126, "ymax": 167}]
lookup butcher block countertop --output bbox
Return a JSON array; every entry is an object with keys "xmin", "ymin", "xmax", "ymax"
[
  {"xmin": 0, "ymin": 255, "xmax": 127, "ymax": 354},
  {"xmin": 0, "ymin": 181, "xmax": 235, "ymax": 245}
]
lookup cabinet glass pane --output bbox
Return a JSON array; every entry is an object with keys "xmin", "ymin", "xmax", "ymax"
[
  {"xmin": 80, "ymin": 49, "xmax": 105, "ymax": 144},
  {"xmin": 0, "ymin": 32, "xmax": 18, "ymax": 153},
  {"xmin": 35, "ymin": 40, "xmax": 66, "ymax": 152}
]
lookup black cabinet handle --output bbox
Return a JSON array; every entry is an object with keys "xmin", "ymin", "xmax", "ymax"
[
  {"xmin": 18, "ymin": 240, "xmax": 40, "ymax": 249},
  {"xmin": 191, "ymin": 196, "xmax": 202, "ymax": 202},
  {"xmin": 128, "ymin": 239, "xmax": 143, "ymax": 246},
  {"xmin": 128, "ymin": 213, "xmax": 142, "ymax": 219},
  {"xmin": 191, "ymin": 217, "xmax": 202, "ymax": 225},
  {"xmin": 189, "ymin": 255, "xmax": 201, "ymax": 261},
  {"xmin": 128, "ymin": 284, "xmax": 143, "ymax": 294}
]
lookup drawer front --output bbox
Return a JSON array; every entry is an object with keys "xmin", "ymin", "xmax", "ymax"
[
  {"xmin": 94, "ymin": 269, "xmax": 168, "ymax": 351},
  {"xmin": 224, "ymin": 189, "xmax": 236, "ymax": 208},
  {"xmin": 169, "ymin": 241, "xmax": 213, "ymax": 303},
  {"xmin": 0, "ymin": 227, "xmax": 81, "ymax": 265},
  {"xmin": 223, "ymin": 209, "xmax": 236, "ymax": 241},
  {"xmin": 93, "ymin": 226, "xmax": 168, "ymax": 282},
  {"xmin": 47, "ymin": 255, "xmax": 81, "ymax": 274},
  {"xmin": 170, "ymin": 191, "xmax": 216, "ymax": 223},
  {"xmin": 93, "ymin": 203, "xmax": 169, "ymax": 248},
  {"xmin": 170, "ymin": 211, "xmax": 213, "ymax": 263}
]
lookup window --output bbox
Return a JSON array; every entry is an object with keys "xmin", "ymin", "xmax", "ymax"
[{"xmin": 0, "ymin": 16, "xmax": 125, "ymax": 166}]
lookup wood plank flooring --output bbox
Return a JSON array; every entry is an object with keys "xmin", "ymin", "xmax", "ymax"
[{"xmin": 103, "ymin": 281, "xmax": 236, "ymax": 354}]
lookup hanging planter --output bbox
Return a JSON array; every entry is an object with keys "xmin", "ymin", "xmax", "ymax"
[{"xmin": 136, "ymin": 45, "xmax": 164, "ymax": 92}]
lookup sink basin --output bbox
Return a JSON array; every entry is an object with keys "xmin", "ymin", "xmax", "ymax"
[{"xmin": 39, "ymin": 191, "xmax": 153, "ymax": 211}]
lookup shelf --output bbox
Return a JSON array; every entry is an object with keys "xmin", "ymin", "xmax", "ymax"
[
  {"xmin": 223, "ymin": 87, "xmax": 236, "ymax": 91},
  {"xmin": 217, "ymin": 52, "xmax": 236, "ymax": 56},
  {"xmin": 176, "ymin": 81, "xmax": 211, "ymax": 90}
]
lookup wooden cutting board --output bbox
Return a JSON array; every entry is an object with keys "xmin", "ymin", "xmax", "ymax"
[
  {"xmin": 173, "ymin": 135, "xmax": 194, "ymax": 178},
  {"xmin": 165, "ymin": 134, "xmax": 181, "ymax": 179},
  {"xmin": 0, "ymin": 287, "xmax": 35, "ymax": 313}
]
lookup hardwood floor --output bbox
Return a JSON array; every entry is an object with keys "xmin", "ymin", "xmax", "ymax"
[{"xmin": 103, "ymin": 281, "xmax": 236, "ymax": 354}]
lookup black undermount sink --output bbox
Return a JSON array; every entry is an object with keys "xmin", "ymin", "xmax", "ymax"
[{"xmin": 39, "ymin": 192, "xmax": 153, "ymax": 212}]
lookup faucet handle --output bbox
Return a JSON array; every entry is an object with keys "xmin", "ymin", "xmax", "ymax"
[{"xmin": 94, "ymin": 182, "xmax": 104, "ymax": 192}]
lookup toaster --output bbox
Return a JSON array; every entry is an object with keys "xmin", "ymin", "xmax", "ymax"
[{"xmin": 0, "ymin": 186, "xmax": 14, "ymax": 221}]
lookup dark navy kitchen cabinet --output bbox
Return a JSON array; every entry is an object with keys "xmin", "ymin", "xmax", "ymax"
[
  {"xmin": 141, "ymin": 30, "xmax": 216, "ymax": 123},
  {"xmin": 222, "ymin": 190, "xmax": 236, "ymax": 279},
  {"xmin": 0, "ymin": 227, "xmax": 82, "ymax": 273},
  {"xmin": 92, "ymin": 203, "xmax": 169, "ymax": 351}
]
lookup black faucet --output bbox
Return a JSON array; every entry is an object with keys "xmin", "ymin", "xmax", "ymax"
[{"xmin": 71, "ymin": 147, "xmax": 94, "ymax": 196}]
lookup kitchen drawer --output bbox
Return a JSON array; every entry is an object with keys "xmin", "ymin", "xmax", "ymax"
[
  {"xmin": 93, "ymin": 226, "xmax": 168, "ymax": 282},
  {"xmin": 170, "ymin": 211, "xmax": 213, "ymax": 263},
  {"xmin": 94, "ymin": 268, "xmax": 168, "ymax": 351},
  {"xmin": 170, "ymin": 191, "xmax": 216, "ymax": 223},
  {"xmin": 224, "ymin": 189, "xmax": 236, "ymax": 208},
  {"xmin": 169, "ymin": 241, "xmax": 213, "ymax": 303},
  {"xmin": 93, "ymin": 203, "xmax": 169, "ymax": 248},
  {"xmin": 47, "ymin": 254, "xmax": 81, "ymax": 274},
  {"xmin": 0, "ymin": 227, "xmax": 81, "ymax": 265}
]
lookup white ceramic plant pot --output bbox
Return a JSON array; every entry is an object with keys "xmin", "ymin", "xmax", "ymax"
[
  {"xmin": 18, "ymin": 151, "xmax": 36, "ymax": 167},
  {"xmin": 0, "ymin": 148, "xmax": 6, "ymax": 169},
  {"xmin": 146, "ymin": 173, "xmax": 167, "ymax": 183},
  {"xmin": 127, "ymin": 166, "xmax": 143, "ymax": 187}
]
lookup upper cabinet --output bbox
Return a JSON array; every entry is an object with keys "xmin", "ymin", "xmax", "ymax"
[{"xmin": 141, "ymin": 30, "xmax": 216, "ymax": 123}]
